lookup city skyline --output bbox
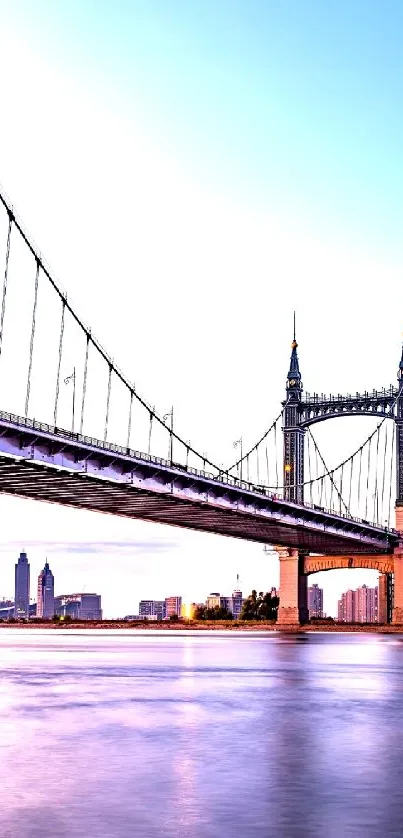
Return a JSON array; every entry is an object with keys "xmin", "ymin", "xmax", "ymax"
[{"xmin": 0, "ymin": 538, "xmax": 382, "ymax": 619}]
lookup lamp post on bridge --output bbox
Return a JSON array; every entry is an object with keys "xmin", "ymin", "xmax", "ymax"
[
  {"xmin": 233, "ymin": 437, "xmax": 243, "ymax": 482},
  {"xmin": 163, "ymin": 407, "xmax": 174, "ymax": 463},
  {"xmin": 64, "ymin": 368, "xmax": 76, "ymax": 433}
]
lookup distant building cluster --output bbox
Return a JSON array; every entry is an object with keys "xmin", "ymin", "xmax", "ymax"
[
  {"xmin": 133, "ymin": 596, "xmax": 183, "ymax": 621},
  {"xmin": 337, "ymin": 585, "xmax": 378, "ymax": 623},
  {"xmin": 129, "ymin": 582, "xmax": 246, "ymax": 621},
  {"xmin": 1, "ymin": 551, "xmax": 102, "ymax": 621},
  {"xmin": 205, "ymin": 588, "xmax": 243, "ymax": 619},
  {"xmin": 308, "ymin": 584, "xmax": 324, "ymax": 618},
  {"xmin": 54, "ymin": 594, "xmax": 102, "ymax": 620}
]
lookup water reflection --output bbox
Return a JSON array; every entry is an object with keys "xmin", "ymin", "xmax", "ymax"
[{"xmin": 0, "ymin": 630, "xmax": 402, "ymax": 837}]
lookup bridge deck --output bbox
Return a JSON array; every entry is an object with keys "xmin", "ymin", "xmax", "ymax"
[{"xmin": 0, "ymin": 412, "xmax": 399, "ymax": 555}]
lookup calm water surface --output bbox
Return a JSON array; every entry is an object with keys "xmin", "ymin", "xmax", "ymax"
[{"xmin": 1, "ymin": 629, "xmax": 403, "ymax": 838}]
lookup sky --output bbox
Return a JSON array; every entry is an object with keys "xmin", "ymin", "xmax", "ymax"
[{"xmin": 0, "ymin": 0, "xmax": 402, "ymax": 615}]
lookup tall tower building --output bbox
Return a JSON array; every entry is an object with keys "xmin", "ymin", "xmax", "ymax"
[
  {"xmin": 231, "ymin": 573, "xmax": 243, "ymax": 620},
  {"xmin": 282, "ymin": 317, "xmax": 304, "ymax": 504},
  {"xmin": 308, "ymin": 583, "xmax": 324, "ymax": 618},
  {"xmin": 37, "ymin": 561, "xmax": 55, "ymax": 618},
  {"xmin": 14, "ymin": 551, "xmax": 30, "ymax": 618}
]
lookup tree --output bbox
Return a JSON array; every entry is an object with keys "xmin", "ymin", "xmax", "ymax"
[
  {"xmin": 240, "ymin": 589, "xmax": 279, "ymax": 621},
  {"xmin": 259, "ymin": 592, "xmax": 279, "ymax": 620},
  {"xmin": 194, "ymin": 605, "xmax": 233, "ymax": 621}
]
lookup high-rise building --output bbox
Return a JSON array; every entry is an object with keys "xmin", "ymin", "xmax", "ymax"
[
  {"xmin": 206, "ymin": 593, "xmax": 222, "ymax": 610},
  {"xmin": 231, "ymin": 586, "xmax": 243, "ymax": 620},
  {"xmin": 367, "ymin": 586, "xmax": 378, "ymax": 623},
  {"xmin": 54, "ymin": 593, "xmax": 102, "ymax": 620},
  {"xmin": 0, "ymin": 599, "xmax": 14, "ymax": 619},
  {"xmin": 37, "ymin": 561, "xmax": 55, "ymax": 618},
  {"xmin": 165, "ymin": 596, "xmax": 182, "ymax": 619},
  {"xmin": 153, "ymin": 600, "xmax": 166, "ymax": 620},
  {"xmin": 139, "ymin": 600, "xmax": 154, "ymax": 617},
  {"xmin": 308, "ymin": 584, "xmax": 324, "ymax": 618},
  {"xmin": 138, "ymin": 600, "xmax": 166, "ymax": 619},
  {"xmin": 337, "ymin": 585, "xmax": 378, "ymax": 623},
  {"xmin": 14, "ymin": 551, "xmax": 30, "ymax": 618}
]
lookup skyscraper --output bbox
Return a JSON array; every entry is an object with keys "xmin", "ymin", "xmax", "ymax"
[
  {"xmin": 337, "ymin": 585, "xmax": 378, "ymax": 623},
  {"xmin": 37, "ymin": 561, "xmax": 55, "ymax": 618},
  {"xmin": 308, "ymin": 584, "xmax": 324, "ymax": 618},
  {"xmin": 165, "ymin": 596, "xmax": 182, "ymax": 619},
  {"xmin": 14, "ymin": 551, "xmax": 30, "ymax": 618}
]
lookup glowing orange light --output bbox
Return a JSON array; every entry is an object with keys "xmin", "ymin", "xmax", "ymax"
[{"xmin": 285, "ymin": 464, "xmax": 292, "ymax": 473}]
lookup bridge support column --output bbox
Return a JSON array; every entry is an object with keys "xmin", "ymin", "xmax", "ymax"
[
  {"xmin": 378, "ymin": 574, "xmax": 388, "ymax": 624},
  {"xmin": 393, "ymin": 505, "xmax": 403, "ymax": 624},
  {"xmin": 387, "ymin": 573, "xmax": 394, "ymax": 624},
  {"xmin": 392, "ymin": 548, "xmax": 403, "ymax": 624},
  {"xmin": 277, "ymin": 548, "xmax": 307, "ymax": 625}
]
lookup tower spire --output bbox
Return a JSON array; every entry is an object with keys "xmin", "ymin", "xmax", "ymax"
[{"xmin": 287, "ymin": 315, "xmax": 302, "ymax": 387}]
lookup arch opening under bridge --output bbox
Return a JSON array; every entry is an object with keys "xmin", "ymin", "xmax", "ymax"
[{"xmin": 302, "ymin": 554, "xmax": 394, "ymax": 625}]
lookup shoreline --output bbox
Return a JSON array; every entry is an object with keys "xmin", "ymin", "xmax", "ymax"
[{"xmin": 0, "ymin": 621, "xmax": 402, "ymax": 633}]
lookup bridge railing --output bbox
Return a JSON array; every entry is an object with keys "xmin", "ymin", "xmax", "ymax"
[{"xmin": 303, "ymin": 386, "xmax": 397, "ymax": 405}]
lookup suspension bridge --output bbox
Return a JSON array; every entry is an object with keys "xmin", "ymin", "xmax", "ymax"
[{"xmin": 0, "ymin": 186, "xmax": 402, "ymax": 625}]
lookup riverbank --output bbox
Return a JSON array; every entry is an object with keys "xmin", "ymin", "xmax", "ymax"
[{"xmin": 0, "ymin": 620, "xmax": 402, "ymax": 632}]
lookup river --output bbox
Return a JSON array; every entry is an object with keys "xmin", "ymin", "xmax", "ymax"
[{"xmin": 0, "ymin": 629, "xmax": 402, "ymax": 837}]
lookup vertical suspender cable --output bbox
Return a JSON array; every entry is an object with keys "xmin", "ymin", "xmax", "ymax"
[
  {"xmin": 256, "ymin": 447, "xmax": 260, "ymax": 485},
  {"xmin": 274, "ymin": 421, "xmax": 279, "ymax": 487},
  {"xmin": 0, "ymin": 213, "xmax": 12, "ymax": 363},
  {"xmin": 104, "ymin": 364, "xmax": 112, "ymax": 441},
  {"xmin": 148, "ymin": 410, "xmax": 154, "ymax": 455},
  {"xmin": 388, "ymin": 425, "xmax": 396, "ymax": 527},
  {"xmin": 381, "ymin": 424, "xmax": 388, "ymax": 525},
  {"xmin": 373, "ymin": 426, "xmax": 381, "ymax": 523},
  {"xmin": 348, "ymin": 456, "xmax": 353, "ymax": 515},
  {"xmin": 339, "ymin": 464, "xmax": 344, "ymax": 515},
  {"xmin": 25, "ymin": 259, "xmax": 39, "ymax": 417},
  {"xmin": 357, "ymin": 447, "xmax": 363, "ymax": 514},
  {"xmin": 307, "ymin": 434, "xmax": 313, "ymax": 503},
  {"xmin": 364, "ymin": 437, "xmax": 372, "ymax": 519},
  {"xmin": 54, "ymin": 300, "xmax": 66, "ymax": 426},
  {"xmin": 330, "ymin": 472, "xmax": 335, "ymax": 512},
  {"xmin": 265, "ymin": 444, "xmax": 269, "ymax": 486},
  {"xmin": 126, "ymin": 388, "xmax": 134, "ymax": 449},
  {"xmin": 246, "ymin": 454, "xmax": 250, "ymax": 484},
  {"xmin": 80, "ymin": 332, "xmax": 90, "ymax": 434},
  {"xmin": 186, "ymin": 446, "xmax": 189, "ymax": 470}
]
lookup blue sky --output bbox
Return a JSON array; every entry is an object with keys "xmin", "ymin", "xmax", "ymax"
[
  {"xmin": 8, "ymin": 0, "xmax": 403, "ymax": 247},
  {"xmin": 0, "ymin": 1, "xmax": 402, "ymax": 615}
]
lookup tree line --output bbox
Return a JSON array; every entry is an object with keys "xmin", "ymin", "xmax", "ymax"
[{"xmin": 194, "ymin": 590, "xmax": 279, "ymax": 621}]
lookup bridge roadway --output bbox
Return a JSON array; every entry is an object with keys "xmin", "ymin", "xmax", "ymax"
[{"xmin": 0, "ymin": 411, "xmax": 399, "ymax": 555}]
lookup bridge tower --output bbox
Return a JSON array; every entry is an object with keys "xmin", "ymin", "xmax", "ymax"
[
  {"xmin": 277, "ymin": 328, "xmax": 308, "ymax": 625},
  {"xmin": 392, "ymin": 346, "xmax": 403, "ymax": 622},
  {"xmin": 282, "ymin": 324, "xmax": 305, "ymax": 504}
]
